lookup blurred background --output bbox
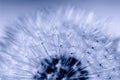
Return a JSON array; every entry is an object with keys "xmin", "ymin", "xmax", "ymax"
[{"xmin": 0, "ymin": 0, "xmax": 120, "ymax": 36}]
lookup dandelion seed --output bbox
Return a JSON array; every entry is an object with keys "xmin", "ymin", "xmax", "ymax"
[{"xmin": 0, "ymin": 7, "xmax": 120, "ymax": 80}]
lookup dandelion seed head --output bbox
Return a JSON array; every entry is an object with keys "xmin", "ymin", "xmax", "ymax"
[
  {"xmin": 33, "ymin": 54, "xmax": 89, "ymax": 80},
  {"xmin": 0, "ymin": 6, "xmax": 120, "ymax": 80}
]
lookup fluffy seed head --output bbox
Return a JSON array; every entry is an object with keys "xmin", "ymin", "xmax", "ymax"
[{"xmin": 0, "ymin": 7, "xmax": 120, "ymax": 80}]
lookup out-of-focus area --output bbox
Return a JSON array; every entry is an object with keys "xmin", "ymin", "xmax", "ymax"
[{"xmin": 0, "ymin": 0, "xmax": 120, "ymax": 36}]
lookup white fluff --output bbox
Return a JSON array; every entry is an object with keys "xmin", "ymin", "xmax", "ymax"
[{"xmin": 0, "ymin": 6, "xmax": 120, "ymax": 80}]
